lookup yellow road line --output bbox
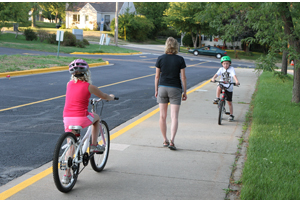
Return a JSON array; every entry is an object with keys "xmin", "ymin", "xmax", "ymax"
[
  {"xmin": 0, "ymin": 168, "xmax": 52, "ymax": 200},
  {"xmin": 0, "ymin": 74, "xmax": 155, "ymax": 113}
]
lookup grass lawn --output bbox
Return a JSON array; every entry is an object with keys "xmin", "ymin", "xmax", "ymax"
[
  {"xmin": 240, "ymin": 72, "xmax": 300, "ymax": 199},
  {"xmin": 0, "ymin": 55, "xmax": 105, "ymax": 73},
  {"xmin": 0, "ymin": 33, "xmax": 139, "ymax": 54}
]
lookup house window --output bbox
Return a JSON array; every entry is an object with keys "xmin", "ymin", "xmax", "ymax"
[
  {"xmin": 105, "ymin": 15, "xmax": 110, "ymax": 25},
  {"xmin": 85, "ymin": 15, "xmax": 89, "ymax": 22},
  {"xmin": 73, "ymin": 14, "xmax": 80, "ymax": 22}
]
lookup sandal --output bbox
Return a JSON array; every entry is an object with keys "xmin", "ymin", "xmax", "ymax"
[
  {"xmin": 168, "ymin": 141, "xmax": 176, "ymax": 150},
  {"xmin": 163, "ymin": 140, "xmax": 170, "ymax": 147}
]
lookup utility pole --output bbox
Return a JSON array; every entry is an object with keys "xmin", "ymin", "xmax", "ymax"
[{"xmin": 115, "ymin": 2, "xmax": 118, "ymax": 46}]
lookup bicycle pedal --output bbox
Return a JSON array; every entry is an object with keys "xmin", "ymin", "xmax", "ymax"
[{"xmin": 225, "ymin": 112, "xmax": 230, "ymax": 115}]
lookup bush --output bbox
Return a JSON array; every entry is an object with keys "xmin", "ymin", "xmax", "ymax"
[
  {"xmin": 158, "ymin": 28, "xmax": 180, "ymax": 38},
  {"xmin": 83, "ymin": 38, "xmax": 89, "ymax": 46},
  {"xmin": 182, "ymin": 33, "xmax": 191, "ymax": 47},
  {"xmin": 76, "ymin": 40, "xmax": 85, "ymax": 48},
  {"xmin": 23, "ymin": 28, "xmax": 37, "ymax": 41},
  {"xmin": 61, "ymin": 31, "xmax": 76, "ymax": 46},
  {"xmin": 37, "ymin": 29, "xmax": 49, "ymax": 42},
  {"xmin": 47, "ymin": 33, "xmax": 57, "ymax": 44}
]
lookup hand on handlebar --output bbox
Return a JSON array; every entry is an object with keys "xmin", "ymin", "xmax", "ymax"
[{"xmin": 109, "ymin": 94, "xmax": 119, "ymax": 100}]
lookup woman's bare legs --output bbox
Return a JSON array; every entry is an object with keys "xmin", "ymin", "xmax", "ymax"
[
  {"xmin": 170, "ymin": 104, "xmax": 180, "ymax": 144},
  {"xmin": 159, "ymin": 103, "xmax": 168, "ymax": 143}
]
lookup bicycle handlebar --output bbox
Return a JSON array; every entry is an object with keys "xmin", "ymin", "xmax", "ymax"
[{"xmin": 210, "ymin": 80, "xmax": 238, "ymax": 86}]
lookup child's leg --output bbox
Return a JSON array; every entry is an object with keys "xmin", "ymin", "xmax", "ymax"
[
  {"xmin": 216, "ymin": 86, "xmax": 221, "ymax": 98},
  {"xmin": 227, "ymin": 101, "xmax": 233, "ymax": 115},
  {"xmin": 226, "ymin": 90, "xmax": 233, "ymax": 115},
  {"xmin": 91, "ymin": 113, "xmax": 100, "ymax": 145}
]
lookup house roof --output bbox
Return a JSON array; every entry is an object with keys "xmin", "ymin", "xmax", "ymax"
[{"xmin": 66, "ymin": 2, "xmax": 124, "ymax": 12}]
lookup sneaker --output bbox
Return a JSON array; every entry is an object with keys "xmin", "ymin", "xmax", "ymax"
[
  {"xmin": 62, "ymin": 175, "xmax": 72, "ymax": 184},
  {"xmin": 228, "ymin": 114, "xmax": 234, "ymax": 121},
  {"xmin": 213, "ymin": 98, "xmax": 220, "ymax": 104},
  {"xmin": 90, "ymin": 144, "xmax": 105, "ymax": 153}
]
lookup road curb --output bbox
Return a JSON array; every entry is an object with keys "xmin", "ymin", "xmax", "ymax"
[{"xmin": 0, "ymin": 61, "xmax": 110, "ymax": 78}]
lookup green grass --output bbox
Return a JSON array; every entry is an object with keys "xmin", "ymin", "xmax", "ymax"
[
  {"xmin": 0, "ymin": 54, "xmax": 104, "ymax": 72},
  {"xmin": 0, "ymin": 33, "xmax": 139, "ymax": 54},
  {"xmin": 240, "ymin": 72, "xmax": 300, "ymax": 199}
]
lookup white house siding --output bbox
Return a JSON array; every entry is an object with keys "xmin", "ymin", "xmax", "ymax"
[
  {"xmin": 65, "ymin": 2, "xmax": 136, "ymax": 30},
  {"xmin": 201, "ymin": 36, "xmax": 242, "ymax": 49},
  {"xmin": 80, "ymin": 3, "xmax": 97, "ymax": 30}
]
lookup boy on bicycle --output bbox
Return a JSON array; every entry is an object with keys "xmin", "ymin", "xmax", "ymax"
[{"xmin": 211, "ymin": 56, "xmax": 240, "ymax": 121}]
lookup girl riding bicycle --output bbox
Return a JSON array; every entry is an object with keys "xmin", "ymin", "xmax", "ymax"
[
  {"xmin": 62, "ymin": 59, "xmax": 114, "ymax": 183},
  {"xmin": 211, "ymin": 56, "xmax": 240, "ymax": 121}
]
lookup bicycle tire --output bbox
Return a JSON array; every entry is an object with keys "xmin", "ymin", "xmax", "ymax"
[
  {"xmin": 53, "ymin": 132, "xmax": 80, "ymax": 193},
  {"xmin": 218, "ymin": 100, "xmax": 224, "ymax": 125},
  {"xmin": 90, "ymin": 120, "xmax": 110, "ymax": 172}
]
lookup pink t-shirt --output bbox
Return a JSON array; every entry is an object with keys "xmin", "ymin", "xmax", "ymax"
[{"xmin": 63, "ymin": 80, "xmax": 91, "ymax": 117}]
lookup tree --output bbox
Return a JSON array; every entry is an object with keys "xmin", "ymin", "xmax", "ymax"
[
  {"xmin": 164, "ymin": 2, "xmax": 210, "ymax": 48},
  {"xmin": 244, "ymin": 2, "xmax": 300, "ymax": 103},
  {"xmin": 40, "ymin": 2, "xmax": 66, "ymax": 24},
  {"xmin": 134, "ymin": 2, "xmax": 169, "ymax": 39},
  {"xmin": 198, "ymin": 2, "xmax": 257, "ymax": 56},
  {"xmin": 0, "ymin": 2, "xmax": 30, "ymax": 38},
  {"xmin": 111, "ymin": 10, "xmax": 154, "ymax": 42},
  {"xmin": 30, "ymin": 2, "xmax": 40, "ymax": 28}
]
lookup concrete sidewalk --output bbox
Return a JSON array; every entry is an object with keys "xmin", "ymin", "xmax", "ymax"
[{"xmin": 0, "ymin": 68, "xmax": 258, "ymax": 200}]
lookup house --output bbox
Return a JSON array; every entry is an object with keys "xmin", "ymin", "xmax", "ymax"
[{"xmin": 65, "ymin": 2, "xmax": 136, "ymax": 30}]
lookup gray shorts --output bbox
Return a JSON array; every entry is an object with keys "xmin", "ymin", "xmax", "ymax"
[{"xmin": 157, "ymin": 86, "xmax": 182, "ymax": 105}]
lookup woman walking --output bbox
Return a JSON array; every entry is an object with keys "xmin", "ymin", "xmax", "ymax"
[{"xmin": 155, "ymin": 37, "xmax": 187, "ymax": 150}]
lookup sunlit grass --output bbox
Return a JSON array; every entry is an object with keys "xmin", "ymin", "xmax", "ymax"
[{"xmin": 240, "ymin": 72, "xmax": 300, "ymax": 199}]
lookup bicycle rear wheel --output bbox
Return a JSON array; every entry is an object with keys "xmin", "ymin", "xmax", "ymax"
[
  {"xmin": 90, "ymin": 120, "xmax": 110, "ymax": 172},
  {"xmin": 53, "ymin": 132, "xmax": 80, "ymax": 193},
  {"xmin": 218, "ymin": 100, "xmax": 225, "ymax": 125}
]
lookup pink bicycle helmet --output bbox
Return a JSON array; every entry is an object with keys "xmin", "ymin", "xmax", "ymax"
[{"xmin": 69, "ymin": 59, "xmax": 89, "ymax": 74}]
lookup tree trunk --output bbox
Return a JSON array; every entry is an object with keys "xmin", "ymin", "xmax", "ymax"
[
  {"xmin": 55, "ymin": 12, "xmax": 58, "ymax": 24},
  {"xmin": 190, "ymin": 30, "xmax": 197, "ymax": 48},
  {"xmin": 280, "ymin": 2, "xmax": 300, "ymax": 103},
  {"xmin": 199, "ymin": 33, "xmax": 201, "ymax": 48},
  {"xmin": 281, "ymin": 50, "xmax": 288, "ymax": 75},
  {"xmin": 245, "ymin": 42, "xmax": 250, "ymax": 56},
  {"xmin": 31, "ymin": 8, "xmax": 36, "ymax": 28}
]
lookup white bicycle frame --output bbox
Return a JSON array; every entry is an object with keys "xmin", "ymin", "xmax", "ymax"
[{"xmin": 59, "ymin": 99, "xmax": 107, "ymax": 169}]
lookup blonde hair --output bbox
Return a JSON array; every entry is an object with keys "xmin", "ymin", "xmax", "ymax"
[
  {"xmin": 70, "ymin": 69, "xmax": 92, "ymax": 84},
  {"xmin": 165, "ymin": 37, "xmax": 179, "ymax": 54}
]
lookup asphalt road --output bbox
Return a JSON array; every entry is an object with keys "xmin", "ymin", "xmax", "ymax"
[{"xmin": 0, "ymin": 46, "xmax": 255, "ymax": 187}]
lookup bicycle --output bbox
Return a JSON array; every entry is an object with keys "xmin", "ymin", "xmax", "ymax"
[
  {"xmin": 211, "ymin": 80, "xmax": 237, "ymax": 125},
  {"xmin": 52, "ymin": 97, "xmax": 118, "ymax": 193}
]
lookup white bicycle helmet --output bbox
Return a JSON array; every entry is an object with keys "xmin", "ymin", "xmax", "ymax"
[{"xmin": 69, "ymin": 59, "xmax": 89, "ymax": 75}]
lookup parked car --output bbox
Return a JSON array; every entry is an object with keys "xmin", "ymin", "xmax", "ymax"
[{"xmin": 188, "ymin": 46, "xmax": 227, "ymax": 59}]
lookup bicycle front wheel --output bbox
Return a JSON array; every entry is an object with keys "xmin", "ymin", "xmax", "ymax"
[
  {"xmin": 90, "ymin": 120, "xmax": 110, "ymax": 172},
  {"xmin": 53, "ymin": 132, "xmax": 80, "ymax": 193},
  {"xmin": 218, "ymin": 100, "xmax": 225, "ymax": 125}
]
